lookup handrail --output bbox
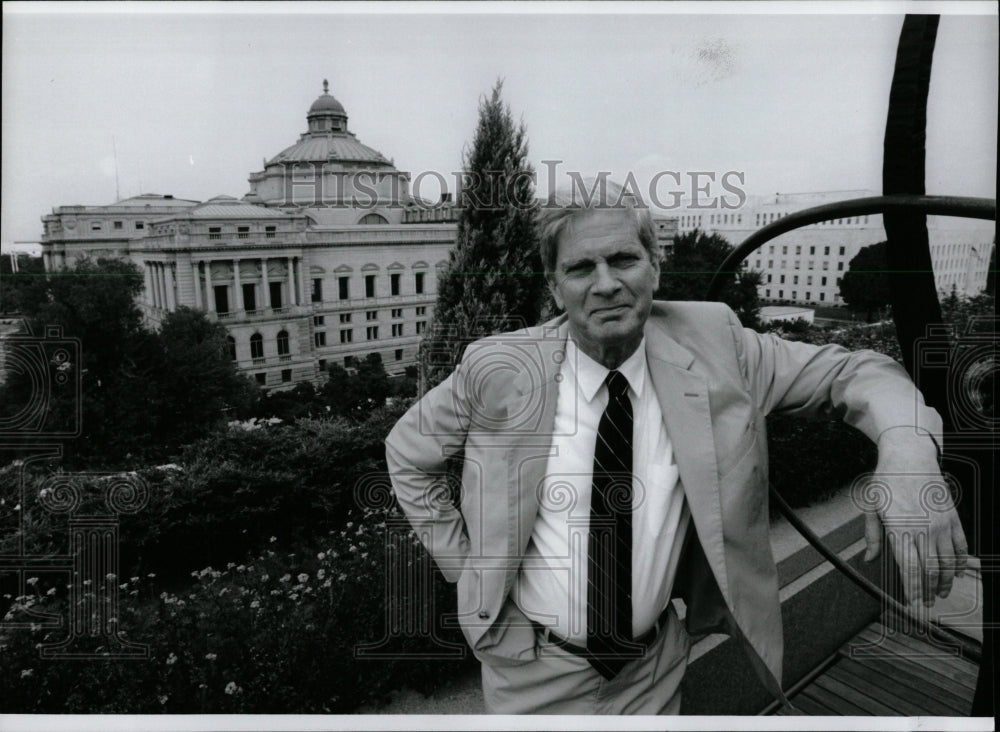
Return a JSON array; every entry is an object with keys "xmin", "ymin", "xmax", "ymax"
[{"xmin": 705, "ymin": 194, "xmax": 996, "ymax": 299}]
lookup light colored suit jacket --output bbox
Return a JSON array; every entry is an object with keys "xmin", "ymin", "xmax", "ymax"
[{"xmin": 385, "ymin": 301, "xmax": 942, "ymax": 696}]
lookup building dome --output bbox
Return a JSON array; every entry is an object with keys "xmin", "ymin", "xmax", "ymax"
[{"xmin": 308, "ymin": 80, "xmax": 346, "ymax": 117}]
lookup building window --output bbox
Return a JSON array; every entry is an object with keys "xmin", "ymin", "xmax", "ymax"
[
  {"xmin": 765, "ymin": 289, "xmax": 771, "ymax": 298},
  {"xmin": 767, "ymin": 274, "xmax": 772, "ymax": 283},
  {"xmin": 768, "ymin": 260, "xmax": 773, "ymax": 268},
  {"xmin": 238, "ymin": 226, "xmax": 250, "ymax": 240},
  {"xmin": 314, "ymin": 331, "xmax": 326, "ymax": 347},
  {"xmin": 824, "ymin": 246, "xmax": 830, "ymax": 255},
  {"xmin": 806, "ymin": 276, "xmax": 813, "ymax": 285},
  {"xmin": 805, "ymin": 291, "xmax": 811, "ymax": 301},
  {"xmin": 269, "ymin": 282, "xmax": 283, "ymax": 309},
  {"xmin": 314, "ymin": 315, "xmax": 325, "ymax": 326},
  {"xmin": 837, "ymin": 262, "xmax": 844, "ymax": 271},
  {"xmin": 318, "ymin": 359, "xmax": 327, "ymax": 373},
  {"xmin": 113, "ymin": 221, "xmax": 123, "ymax": 230},
  {"xmin": 839, "ymin": 246, "xmax": 846, "ymax": 256},
  {"xmin": 792, "ymin": 291, "xmax": 797, "ymax": 299},
  {"xmin": 312, "ymin": 278, "xmax": 323, "ymax": 303},
  {"xmin": 778, "ymin": 290, "xmax": 784, "ymax": 298},
  {"xmin": 415, "ymin": 306, "xmax": 426, "ymax": 316},
  {"xmin": 780, "ymin": 275, "xmax": 786, "ymax": 284},
  {"xmin": 795, "ymin": 246, "xmax": 801, "ymax": 255},
  {"xmin": 395, "ymin": 349, "xmax": 403, "ymax": 361},
  {"xmin": 277, "ymin": 330, "xmax": 290, "ymax": 358},
  {"xmin": 392, "ymin": 323, "xmax": 403, "ymax": 337},
  {"xmin": 91, "ymin": 222, "xmax": 103, "ymax": 231},
  {"xmin": 214, "ymin": 285, "xmax": 229, "ymax": 314},
  {"xmin": 250, "ymin": 333, "xmax": 264, "ymax": 362},
  {"xmin": 821, "ymin": 276, "xmax": 827, "ymax": 286},
  {"xmin": 243, "ymin": 284, "xmax": 257, "ymax": 312},
  {"xmin": 344, "ymin": 356, "xmax": 355, "ymax": 368},
  {"xmin": 415, "ymin": 272, "xmax": 425, "ymax": 294},
  {"xmin": 415, "ymin": 321, "xmax": 426, "ymax": 335},
  {"xmin": 209, "ymin": 227, "xmax": 221, "ymax": 240},
  {"xmin": 338, "ymin": 277, "xmax": 350, "ymax": 300},
  {"xmin": 255, "ymin": 373, "xmax": 266, "ymax": 386},
  {"xmin": 340, "ymin": 329, "xmax": 353, "ymax": 344},
  {"xmin": 339, "ymin": 313, "xmax": 351, "ymax": 324},
  {"xmin": 391, "ymin": 273, "xmax": 401, "ymax": 296},
  {"xmin": 265, "ymin": 226, "xmax": 276, "ymax": 239},
  {"xmin": 359, "ymin": 213, "xmax": 389, "ymax": 225},
  {"xmin": 781, "ymin": 246, "xmax": 787, "ymax": 255},
  {"xmin": 135, "ymin": 221, "xmax": 145, "ymax": 230},
  {"xmin": 227, "ymin": 336, "xmax": 236, "ymax": 361},
  {"xmin": 793, "ymin": 276, "xmax": 799, "ymax": 285},
  {"xmin": 281, "ymin": 369, "xmax": 292, "ymax": 383},
  {"xmin": 366, "ymin": 326, "xmax": 379, "ymax": 340},
  {"xmin": 820, "ymin": 292, "xmax": 826, "ymax": 301},
  {"xmin": 366, "ymin": 310, "xmax": 378, "ymax": 321},
  {"xmin": 809, "ymin": 246, "xmax": 815, "ymax": 255},
  {"xmin": 365, "ymin": 275, "xmax": 376, "ymax": 298},
  {"xmin": 391, "ymin": 308, "xmax": 402, "ymax": 318}
]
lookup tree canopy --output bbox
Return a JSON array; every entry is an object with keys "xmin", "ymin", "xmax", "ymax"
[
  {"xmin": 655, "ymin": 228, "xmax": 762, "ymax": 328},
  {"xmin": 421, "ymin": 79, "xmax": 546, "ymax": 389},
  {"xmin": 839, "ymin": 240, "xmax": 891, "ymax": 322}
]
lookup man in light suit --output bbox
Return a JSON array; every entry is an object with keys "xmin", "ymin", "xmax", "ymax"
[{"xmin": 385, "ymin": 180, "xmax": 968, "ymax": 714}]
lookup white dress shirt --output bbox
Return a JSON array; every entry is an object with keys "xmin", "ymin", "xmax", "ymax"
[{"xmin": 515, "ymin": 336, "xmax": 690, "ymax": 644}]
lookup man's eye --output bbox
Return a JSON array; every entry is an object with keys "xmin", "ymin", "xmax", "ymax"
[
  {"xmin": 565, "ymin": 263, "xmax": 594, "ymax": 276},
  {"xmin": 609, "ymin": 254, "xmax": 640, "ymax": 268}
]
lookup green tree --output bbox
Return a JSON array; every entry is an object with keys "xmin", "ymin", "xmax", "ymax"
[
  {"xmin": 421, "ymin": 79, "xmax": 546, "ymax": 388},
  {"xmin": 152, "ymin": 306, "xmax": 259, "ymax": 451},
  {"xmin": 839, "ymin": 240, "xmax": 890, "ymax": 322},
  {"xmin": 656, "ymin": 228, "xmax": 762, "ymax": 328},
  {"xmin": 318, "ymin": 353, "xmax": 393, "ymax": 418},
  {"xmin": 0, "ymin": 253, "xmax": 45, "ymax": 314}
]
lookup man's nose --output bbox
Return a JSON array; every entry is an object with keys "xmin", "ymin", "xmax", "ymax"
[{"xmin": 591, "ymin": 262, "xmax": 621, "ymax": 295}]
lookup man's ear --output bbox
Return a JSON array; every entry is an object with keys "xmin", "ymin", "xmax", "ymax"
[{"xmin": 547, "ymin": 274, "xmax": 564, "ymax": 311}]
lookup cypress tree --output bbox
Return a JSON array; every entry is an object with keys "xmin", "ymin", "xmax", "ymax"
[{"xmin": 421, "ymin": 79, "xmax": 545, "ymax": 390}]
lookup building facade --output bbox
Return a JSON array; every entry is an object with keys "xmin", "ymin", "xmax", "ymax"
[
  {"xmin": 677, "ymin": 190, "xmax": 994, "ymax": 306},
  {"xmin": 40, "ymin": 82, "xmax": 457, "ymax": 388}
]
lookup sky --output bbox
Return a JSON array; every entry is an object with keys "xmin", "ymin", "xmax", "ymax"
[{"xmin": 2, "ymin": 1, "xmax": 997, "ymax": 253}]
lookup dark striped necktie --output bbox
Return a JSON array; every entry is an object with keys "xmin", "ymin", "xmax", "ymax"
[{"xmin": 586, "ymin": 369, "xmax": 643, "ymax": 679}]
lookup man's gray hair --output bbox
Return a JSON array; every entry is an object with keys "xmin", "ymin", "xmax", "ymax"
[{"xmin": 538, "ymin": 177, "xmax": 658, "ymax": 277}]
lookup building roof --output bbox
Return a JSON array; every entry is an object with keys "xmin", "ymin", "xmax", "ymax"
[
  {"xmin": 267, "ymin": 135, "xmax": 390, "ymax": 165},
  {"xmin": 186, "ymin": 196, "xmax": 292, "ymax": 219},
  {"xmin": 114, "ymin": 193, "xmax": 201, "ymax": 207},
  {"xmin": 308, "ymin": 80, "xmax": 346, "ymax": 117}
]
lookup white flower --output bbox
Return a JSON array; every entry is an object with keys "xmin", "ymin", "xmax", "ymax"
[
  {"xmin": 316, "ymin": 569, "xmax": 325, "ymax": 580},
  {"xmin": 225, "ymin": 681, "xmax": 242, "ymax": 695},
  {"xmin": 317, "ymin": 552, "xmax": 326, "ymax": 561},
  {"xmin": 105, "ymin": 573, "xmax": 116, "ymax": 581},
  {"xmin": 269, "ymin": 536, "xmax": 277, "ymax": 543},
  {"xmin": 46, "ymin": 587, "xmax": 56, "ymax": 596},
  {"xmin": 289, "ymin": 593, "xmax": 299, "ymax": 601},
  {"xmin": 21, "ymin": 669, "xmax": 33, "ymax": 678},
  {"xmin": 158, "ymin": 695, "xmax": 168, "ymax": 705},
  {"xmin": 297, "ymin": 573, "xmax": 309, "ymax": 584},
  {"xmin": 250, "ymin": 600, "xmax": 260, "ymax": 609},
  {"xmin": 205, "ymin": 653, "xmax": 217, "ymax": 661},
  {"xmin": 26, "ymin": 577, "xmax": 39, "ymax": 586},
  {"xmin": 165, "ymin": 652, "xmax": 177, "ymax": 666},
  {"xmin": 279, "ymin": 574, "xmax": 291, "ymax": 583}
]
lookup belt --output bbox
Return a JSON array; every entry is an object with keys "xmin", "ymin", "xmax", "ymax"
[{"xmin": 532, "ymin": 602, "xmax": 673, "ymax": 661}]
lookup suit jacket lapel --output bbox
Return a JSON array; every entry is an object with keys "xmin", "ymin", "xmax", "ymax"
[
  {"xmin": 644, "ymin": 322, "xmax": 731, "ymax": 606},
  {"xmin": 506, "ymin": 320, "xmax": 566, "ymax": 572}
]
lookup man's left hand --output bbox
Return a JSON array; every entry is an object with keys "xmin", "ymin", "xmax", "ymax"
[{"xmin": 859, "ymin": 427, "xmax": 969, "ymax": 607}]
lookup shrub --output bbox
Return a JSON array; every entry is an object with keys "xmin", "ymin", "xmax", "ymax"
[{"xmin": 0, "ymin": 507, "xmax": 474, "ymax": 712}]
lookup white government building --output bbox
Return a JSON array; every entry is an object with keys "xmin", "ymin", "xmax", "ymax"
[
  {"xmin": 677, "ymin": 190, "xmax": 993, "ymax": 306},
  {"xmin": 39, "ymin": 82, "xmax": 457, "ymax": 388}
]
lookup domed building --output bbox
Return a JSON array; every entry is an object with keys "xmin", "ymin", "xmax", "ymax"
[
  {"xmin": 41, "ymin": 82, "xmax": 458, "ymax": 387},
  {"xmin": 245, "ymin": 80, "xmax": 414, "ymax": 226}
]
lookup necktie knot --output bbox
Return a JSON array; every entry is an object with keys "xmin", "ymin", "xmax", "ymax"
[{"xmin": 605, "ymin": 370, "xmax": 630, "ymax": 401}]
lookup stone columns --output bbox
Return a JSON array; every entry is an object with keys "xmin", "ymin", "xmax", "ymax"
[
  {"xmin": 165, "ymin": 264, "xmax": 176, "ymax": 311},
  {"xmin": 192, "ymin": 261, "xmax": 202, "ymax": 309},
  {"xmin": 262, "ymin": 257, "xmax": 271, "ymax": 308},
  {"xmin": 234, "ymin": 258, "xmax": 244, "ymax": 312},
  {"xmin": 204, "ymin": 261, "xmax": 214, "ymax": 313},
  {"xmin": 287, "ymin": 256, "xmax": 296, "ymax": 306}
]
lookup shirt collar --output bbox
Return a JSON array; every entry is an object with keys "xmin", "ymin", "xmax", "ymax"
[{"xmin": 567, "ymin": 336, "xmax": 647, "ymax": 403}]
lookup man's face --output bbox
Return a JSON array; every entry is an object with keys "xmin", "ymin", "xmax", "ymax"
[{"xmin": 547, "ymin": 208, "xmax": 659, "ymax": 363}]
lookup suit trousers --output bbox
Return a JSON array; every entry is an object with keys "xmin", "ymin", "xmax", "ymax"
[{"xmin": 481, "ymin": 603, "xmax": 691, "ymax": 714}]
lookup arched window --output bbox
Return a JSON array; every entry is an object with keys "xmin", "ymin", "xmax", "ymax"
[
  {"xmin": 250, "ymin": 333, "xmax": 264, "ymax": 360},
  {"xmin": 276, "ymin": 330, "xmax": 290, "ymax": 356},
  {"xmin": 226, "ymin": 336, "xmax": 236, "ymax": 361},
  {"xmin": 358, "ymin": 213, "xmax": 388, "ymax": 225}
]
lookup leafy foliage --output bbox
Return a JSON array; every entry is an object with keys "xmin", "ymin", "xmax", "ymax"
[
  {"xmin": 839, "ymin": 240, "xmax": 890, "ymax": 322},
  {"xmin": 0, "ymin": 258, "xmax": 258, "ymax": 469},
  {"xmin": 0, "ymin": 254, "xmax": 45, "ymax": 314},
  {"xmin": 656, "ymin": 228, "xmax": 762, "ymax": 328},
  {"xmin": 422, "ymin": 79, "xmax": 546, "ymax": 388}
]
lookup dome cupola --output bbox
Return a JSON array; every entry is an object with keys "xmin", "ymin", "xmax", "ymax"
[{"xmin": 307, "ymin": 79, "xmax": 347, "ymax": 132}]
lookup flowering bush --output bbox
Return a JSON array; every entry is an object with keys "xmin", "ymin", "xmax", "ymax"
[{"xmin": 1, "ymin": 507, "xmax": 472, "ymax": 712}]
